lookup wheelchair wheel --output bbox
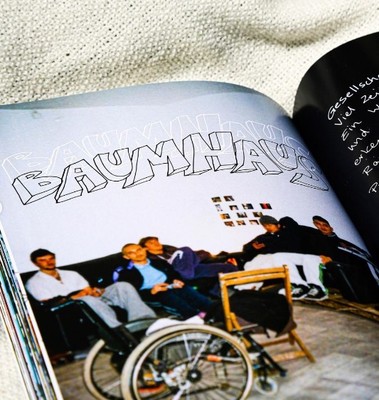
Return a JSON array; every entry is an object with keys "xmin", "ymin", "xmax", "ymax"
[
  {"xmin": 83, "ymin": 339, "xmax": 124, "ymax": 400},
  {"xmin": 121, "ymin": 323, "xmax": 253, "ymax": 399}
]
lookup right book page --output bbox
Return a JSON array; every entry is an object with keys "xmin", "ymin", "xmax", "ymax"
[{"xmin": 293, "ymin": 32, "xmax": 379, "ymax": 264}]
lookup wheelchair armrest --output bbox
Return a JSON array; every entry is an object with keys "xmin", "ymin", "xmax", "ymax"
[{"xmin": 38, "ymin": 297, "xmax": 76, "ymax": 312}]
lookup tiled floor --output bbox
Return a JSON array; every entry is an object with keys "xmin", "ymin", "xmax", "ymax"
[
  {"xmin": 53, "ymin": 302, "xmax": 379, "ymax": 399},
  {"xmin": 247, "ymin": 303, "xmax": 379, "ymax": 399}
]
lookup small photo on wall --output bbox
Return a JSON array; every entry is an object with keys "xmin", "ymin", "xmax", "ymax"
[
  {"xmin": 224, "ymin": 195, "xmax": 234, "ymax": 201},
  {"xmin": 215, "ymin": 204, "xmax": 223, "ymax": 212}
]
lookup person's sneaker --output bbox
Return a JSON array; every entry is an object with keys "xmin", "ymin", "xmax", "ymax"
[
  {"xmin": 138, "ymin": 383, "xmax": 167, "ymax": 398},
  {"xmin": 291, "ymin": 284, "xmax": 309, "ymax": 300},
  {"xmin": 305, "ymin": 285, "xmax": 328, "ymax": 301}
]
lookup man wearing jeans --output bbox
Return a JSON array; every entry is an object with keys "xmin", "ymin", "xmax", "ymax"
[{"xmin": 114, "ymin": 243, "xmax": 213, "ymax": 318}]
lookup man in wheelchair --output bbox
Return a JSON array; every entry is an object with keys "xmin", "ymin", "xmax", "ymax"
[
  {"xmin": 26, "ymin": 249, "xmax": 288, "ymax": 399},
  {"xmin": 25, "ymin": 249, "xmax": 157, "ymax": 334}
]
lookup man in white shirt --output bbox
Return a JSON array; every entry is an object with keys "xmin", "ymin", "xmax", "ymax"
[{"xmin": 26, "ymin": 249, "xmax": 156, "ymax": 328}]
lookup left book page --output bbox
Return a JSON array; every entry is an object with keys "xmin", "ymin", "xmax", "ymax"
[{"xmin": 0, "ymin": 81, "xmax": 366, "ymax": 398}]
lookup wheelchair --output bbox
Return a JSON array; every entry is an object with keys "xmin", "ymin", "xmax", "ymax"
[{"xmin": 75, "ymin": 299, "xmax": 286, "ymax": 399}]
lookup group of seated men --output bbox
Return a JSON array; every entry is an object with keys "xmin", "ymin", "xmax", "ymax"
[
  {"xmin": 25, "ymin": 245, "xmax": 218, "ymax": 342},
  {"xmin": 242, "ymin": 215, "xmax": 377, "ymax": 301},
  {"xmin": 25, "ymin": 239, "xmax": 238, "ymax": 341},
  {"xmin": 25, "ymin": 214, "xmax": 376, "ymax": 341}
]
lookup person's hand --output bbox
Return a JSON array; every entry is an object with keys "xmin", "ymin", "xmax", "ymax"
[
  {"xmin": 90, "ymin": 287, "xmax": 105, "ymax": 297},
  {"xmin": 151, "ymin": 283, "xmax": 169, "ymax": 295},
  {"xmin": 320, "ymin": 255, "xmax": 332, "ymax": 264},
  {"xmin": 252, "ymin": 241, "xmax": 265, "ymax": 249},
  {"xmin": 227, "ymin": 257, "xmax": 238, "ymax": 266},
  {"xmin": 70, "ymin": 286, "xmax": 93, "ymax": 299},
  {"xmin": 172, "ymin": 279, "xmax": 184, "ymax": 289}
]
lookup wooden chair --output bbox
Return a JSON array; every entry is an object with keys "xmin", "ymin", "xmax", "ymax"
[{"xmin": 219, "ymin": 266, "xmax": 315, "ymax": 363}]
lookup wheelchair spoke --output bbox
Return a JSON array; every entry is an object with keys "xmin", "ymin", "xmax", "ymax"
[
  {"xmin": 83, "ymin": 340, "xmax": 123, "ymax": 400},
  {"xmin": 121, "ymin": 324, "xmax": 253, "ymax": 399},
  {"xmin": 183, "ymin": 333, "xmax": 211, "ymax": 370}
]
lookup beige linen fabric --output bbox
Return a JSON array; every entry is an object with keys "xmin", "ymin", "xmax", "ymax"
[
  {"xmin": 1, "ymin": 0, "xmax": 378, "ymax": 398},
  {"xmin": 1, "ymin": 1, "xmax": 379, "ymax": 112}
]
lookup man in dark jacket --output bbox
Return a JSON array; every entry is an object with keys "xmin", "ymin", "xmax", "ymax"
[
  {"xmin": 310, "ymin": 216, "xmax": 372, "ymax": 262},
  {"xmin": 308, "ymin": 216, "xmax": 379, "ymax": 302},
  {"xmin": 242, "ymin": 216, "xmax": 303, "ymax": 259},
  {"xmin": 138, "ymin": 236, "xmax": 239, "ymax": 296},
  {"xmin": 113, "ymin": 243, "xmax": 212, "ymax": 319},
  {"xmin": 243, "ymin": 215, "xmax": 328, "ymax": 301}
]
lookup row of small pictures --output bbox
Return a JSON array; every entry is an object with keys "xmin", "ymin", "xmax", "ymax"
[
  {"xmin": 212, "ymin": 198, "xmax": 272, "ymax": 212},
  {"xmin": 211, "ymin": 196, "xmax": 236, "ymax": 202},
  {"xmin": 219, "ymin": 211, "xmax": 265, "ymax": 220},
  {"xmin": 224, "ymin": 220, "xmax": 259, "ymax": 227},
  {"xmin": 219, "ymin": 211, "xmax": 263, "ymax": 219},
  {"xmin": 216, "ymin": 204, "xmax": 272, "ymax": 212}
]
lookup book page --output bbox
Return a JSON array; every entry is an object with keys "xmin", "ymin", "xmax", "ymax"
[
  {"xmin": 0, "ymin": 81, "xmax": 370, "ymax": 398},
  {"xmin": 293, "ymin": 32, "xmax": 379, "ymax": 264}
]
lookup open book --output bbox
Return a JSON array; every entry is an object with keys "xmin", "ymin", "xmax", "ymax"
[{"xmin": 0, "ymin": 32, "xmax": 378, "ymax": 399}]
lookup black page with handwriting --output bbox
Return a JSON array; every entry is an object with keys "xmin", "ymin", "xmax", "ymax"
[{"xmin": 293, "ymin": 32, "xmax": 379, "ymax": 264}]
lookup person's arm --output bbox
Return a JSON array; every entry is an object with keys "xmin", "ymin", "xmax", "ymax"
[
  {"xmin": 338, "ymin": 238, "xmax": 371, "ymax": 259},
  {"xmin": 171, "ymin": 279, "xmax": 184, "ymax": 288},
  {"xmin": 150, "ymin": 282, "xmax": 170, "ymax": 295},
  {"xmin": 69, "ymin": 286, "xmax": 105, "ymax": 299},
  {"xmin": 242, "ymin": 234, "xmax": 266, "ymax": 255},
  {"xmin": 150, "ymin": 279, "xmax": 185, "ymax": 294},
  {"xmin": 320, "ymin": 255, "xmax": 333, "ymax": 264},
  {"xmin": 252, "ymin": 241, "xmax": 266, "ymax": 250}
]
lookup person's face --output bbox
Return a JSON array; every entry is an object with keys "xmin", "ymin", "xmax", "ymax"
[
  {"xmin": 262, "ymin": 223, "xmax": 280, "ymax": 233},
  {"xmin": 143, "ymin": 238, "xmax": 163, "ymax": 254},
  {"xmin": 33, "ymin": 254, "xmax": 56, "ymax": 270},
  {"xmin": 313, "ymin": 219, "xmax": 334, "ymax": 236},
  {"xmin": 123, "ymin": 244, "xmax": 148, "ymax": 263}
]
